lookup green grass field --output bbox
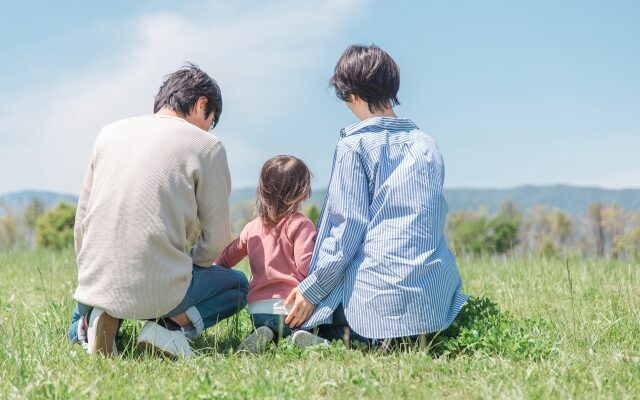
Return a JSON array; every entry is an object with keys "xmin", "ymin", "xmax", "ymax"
[{"xmin": 1, "ymin": 249, "xmax": 638, "ymax": 399}]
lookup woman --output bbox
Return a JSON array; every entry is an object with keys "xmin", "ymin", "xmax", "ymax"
[{"xmin": 284, "ymin": 45, "xmax": 468, "ymax": 344}]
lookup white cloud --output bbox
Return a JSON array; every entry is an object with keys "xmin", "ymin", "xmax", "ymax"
[{"xmin": 0, "ymin": 0, "xmax": 364, "ymax": 194}]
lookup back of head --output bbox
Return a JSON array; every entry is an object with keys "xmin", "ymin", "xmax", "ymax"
[
  {"xmin": 330, "ymin": 44, "xmax": 400, "ymax": 113},
  {"xmin": 154, "ymin": 62, "xmax": 223, "ymax": 128},
  {"xmin": 256, "ymin": 155, "xmax": 312, "ymax": 229}
]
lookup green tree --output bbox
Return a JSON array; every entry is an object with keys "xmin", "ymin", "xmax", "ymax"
[
  {"xmin": 487, "ymin": 201, "xmax": 521, "ymax": 254},
  {"xmin": 0, "ymin": 214, "xmax": 19, "ymax": 249},
  {"xmin": 521, "ymin": 205, "xmax": 575, "ymax": 258},
  {"xmin": 447, "ymin": 211, "xmax": 492, "ymax": 255},
  {"xmin": 304, "ymin": 204, "xmax": 321, "ymax": 226},
  {"xmin": 35, "ymin": 202, "xmax": 76, "ymax": 250},
  {"xmin": 24, "ymin": 197, "xmax": 46, "ymax": 229},
  {"xmin": 612, "ymin": 226, "xmax": 640, "ymax": 261},
  {"xmin": 553, "ymin": 210, "xmax": 573, "ymax": 248},
  {"xmin": 589, "ymin": 202, "xmax": 605, "ymax": 257},
  {"xmin": 539, "ymin": 237, "xmax": 558, "ymax": 258}
]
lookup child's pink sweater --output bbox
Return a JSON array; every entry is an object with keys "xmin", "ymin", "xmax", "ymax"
[{"xmin": 214, "ymin": 212, "xmax": 316, "ymax": 304}]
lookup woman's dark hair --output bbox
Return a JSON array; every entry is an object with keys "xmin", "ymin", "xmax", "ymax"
[
  {"xmin": 256, "ymin": 155, "xmax": 312, "ymax": 229},
  {"xmin": 330, "ymin": 44, "xmax": 400, "ymax": 113},
  {"xmin": 154, "ymin": 62, "xmax": 223, "ymax": 129}
]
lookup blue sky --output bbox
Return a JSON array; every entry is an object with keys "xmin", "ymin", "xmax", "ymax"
[{"xmin": 0, "ymin": 0, "xmax": 638, "ymax": 195}]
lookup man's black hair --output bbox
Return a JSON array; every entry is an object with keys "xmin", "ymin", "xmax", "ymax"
[
  {"xmin": 154, "ymin": 62, "xmax": 223, "ymax": 129},
  {"xmin": 330, "ymin": 44, "xmax": 400, "ymax": 113}
]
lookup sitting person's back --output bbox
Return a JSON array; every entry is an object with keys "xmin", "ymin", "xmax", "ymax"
[
  {"xmin": 74, "ymin": 114, "xmax": 231, "ymax": 319},
  {"xmin": 69, "ymin": 64, "xmax": 248, "ymax": 358},
  {"xmin": 284, "ymin": 44, "xmax": 468, "ymax": 342}
]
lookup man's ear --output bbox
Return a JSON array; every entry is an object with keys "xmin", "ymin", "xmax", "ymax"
[{"xmin": 197, "ymin": 96, "xmax": 208, "ymax": 113}]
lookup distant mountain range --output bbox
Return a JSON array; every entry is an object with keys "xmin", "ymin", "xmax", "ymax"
[
  {"xmin": 229, "ymin": 185, "xmax": 640, "ymax": 216},
  {"xmin": 443, "ymin": 185, "xmax": 640, "ymax": 215},
  {"xmin": 2, "ymin": 185, "xmax": 639, "ymax": 217}
]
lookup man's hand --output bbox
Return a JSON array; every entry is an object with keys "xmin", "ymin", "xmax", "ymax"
[{"xmin": 284, "ymin": 287, "xmax": 315, "ymax": 328}]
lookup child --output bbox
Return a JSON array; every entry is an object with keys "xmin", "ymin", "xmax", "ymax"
[
  {"xmin": 214, "ymin": 155, "xmax": 328, "ymax": 352},
  {"xmin": 284, "ymin": 44, "xmax": 468, "ymax": 344}
]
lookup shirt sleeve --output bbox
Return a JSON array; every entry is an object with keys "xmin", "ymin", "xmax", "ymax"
[
  {"xmin": 214, "ymin": 224, "xmax": 249, "ymax": 268},
  {"xmin": 298, "ymin": 148, "xmax": 370, "ymax": 304},
  {"xmin": 190, "ymin": 142, "xmax": 232, "ymax": 267},
  {"xmin": 290, "ymin": 217, "xmax": 317, "ymax": 277},
  {"xmin": 74, "ymin": 149, "xmax": 96, "ymax": 255}
]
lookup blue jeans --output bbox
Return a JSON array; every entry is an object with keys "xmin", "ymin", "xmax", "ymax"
[
  {"xmin": 251, "ymin": 314, "xmax": 294, "ymax": 341},
  {"xmin": 68, "ymin": 265, "xmax": 248, "ymax": 342},
  {"xmin": 314, "ymin": 304, "xmax": 376, "ymax": 346}
]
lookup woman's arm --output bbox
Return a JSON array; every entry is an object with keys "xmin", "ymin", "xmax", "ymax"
[{"xmin": 286, "ymin": 148, "xmax": 370, "ymax": 327}]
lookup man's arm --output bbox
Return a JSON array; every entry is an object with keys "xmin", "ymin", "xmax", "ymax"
[
  {"xmin": 190, "ymin": 142, "xmax": 232, "ymax": 267},
  {"xmin": 74, "ymin": 157, "xmax": 94, "ymax": 256}
]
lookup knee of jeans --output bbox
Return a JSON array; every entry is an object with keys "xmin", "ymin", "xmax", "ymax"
[
  {"xmin": 237, "ymin": 288, "xmax": 248, "ymax": 307},
  {"xmin": 226, "ymin": 282, "xmax": 248, "ymax": 308},
  {"xmin": 231, "ymin": 270, "xmax": 249, "ymax": 293}
]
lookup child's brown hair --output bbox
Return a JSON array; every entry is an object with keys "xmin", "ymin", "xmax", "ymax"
[{"xmin": 256, "ymin": 155, "xmax": 312, "ymax": 229}]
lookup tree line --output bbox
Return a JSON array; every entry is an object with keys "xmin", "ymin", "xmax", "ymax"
[
  {"xmin": 0, "ymin": 198, "xmax": 76, "ymax": 250},
  {"xmin": 446, "ymin": 201, "xmax": 640, "ymax": 259},
  {"xmin": 1, "ymin": 198, "xmax": 638, "ymax": 260}
]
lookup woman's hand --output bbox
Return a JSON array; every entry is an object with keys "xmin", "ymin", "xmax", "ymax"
[{"xmin": 284, "ymin": 287, "xmax": 315, "ymax": 328}]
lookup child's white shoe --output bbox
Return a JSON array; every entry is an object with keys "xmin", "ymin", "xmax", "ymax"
[
  {"xmin": 239, "ymin": 326, "xmax": 274, "ymax": 353},
  {"xmin": 292, "ymin": 330, "xmax": 329, "ymax": 349}
]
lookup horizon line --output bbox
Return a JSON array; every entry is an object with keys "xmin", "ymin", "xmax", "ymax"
[{"xmin": 3, "ymin": 183, "xmax": 640, "ymax": 198}]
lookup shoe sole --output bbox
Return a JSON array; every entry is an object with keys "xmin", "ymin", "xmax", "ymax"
[
  {"xmin": 136, "ymin": 321, "xmax": 194, "ymax": 359},
  {"xmin": 92, "ymin": 313, "xmax": 119, "ymax": 356},
  {"xmin": 239, "ymin": 327, "xmax": 274, "ymax": 353},
  {"xmin": 137, "ymin": 340, "xmax": 178, "ymax": 360},
  {"xmin": 293, "ymin": 332, "xmax": 329, "ymax": 349}
]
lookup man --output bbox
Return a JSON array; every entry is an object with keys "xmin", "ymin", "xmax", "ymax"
[{"xmin": 68, "ymin": 63, "xmax": 248, "ymax": 357}]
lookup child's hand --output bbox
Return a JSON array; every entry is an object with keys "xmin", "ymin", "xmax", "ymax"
[{"xmin": 284, "ymin": 287, "xmax": 315, "ymax": 328}]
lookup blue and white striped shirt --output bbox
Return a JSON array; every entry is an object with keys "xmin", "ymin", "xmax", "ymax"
[{"xmin": 299, "ymin": 116, "xmax": 468, "ymax": 339}]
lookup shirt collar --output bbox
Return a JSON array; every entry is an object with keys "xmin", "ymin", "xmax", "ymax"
[{"xmin": 340, "ymin": 116, "xmax": 418, "ymax": 138}]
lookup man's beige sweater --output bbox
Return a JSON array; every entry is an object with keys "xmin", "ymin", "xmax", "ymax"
[{"xmin": 73, "ymin": 114, "xmax": 232, "ymax": 319}]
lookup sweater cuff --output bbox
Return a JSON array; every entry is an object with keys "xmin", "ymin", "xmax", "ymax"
[{"xmin": 298, "ymin": 274, "xmax": 327, "ymax": 305}]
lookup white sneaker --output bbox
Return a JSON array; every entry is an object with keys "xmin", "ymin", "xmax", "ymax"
[
  {"xmin": 78, "ymin": 313, "xmax": 118, "ymax": 355},
  {"xmin": 137, "ymin": 320, "xmax": 194, "ymax": 358},
  {"xmin": 86, "ymin": 308, "xmax": 120, "ymax": 356},
  {"xmin": 292, "ymin": 330, "xmax": 330, "ymax": 349},
  {"xmin": 238, "ymin": 326, "xmax": 274, "ymax": 353}
]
